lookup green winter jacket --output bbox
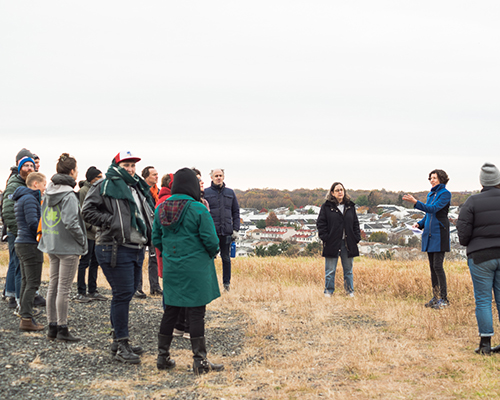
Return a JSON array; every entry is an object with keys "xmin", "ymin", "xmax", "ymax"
[
  {"xmin": 2, "ymin": 174, "xmax": 26, "ymax": 235},
  {"xmin": 152, "ymin": 193, "xmax": 220, "ymax": 307}
]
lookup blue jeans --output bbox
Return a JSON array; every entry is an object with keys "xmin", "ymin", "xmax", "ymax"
[
  {"xmin": 324, "ymin": 241, "xmax": 354, "ymax": 294},
  {"xmin": 96, "ymin": 245, "xmax": 145, "ymax": 340},
  {"xmin": 468, "ymin": 257, "xmax": 500, "ymax": 337},
  {"xmin": 218, "ymin": 235, "xmax": 231, "ymax": 285},
  {"xmin": 5, "ymin": 232, "xmax": 21, "ymax": 299}
]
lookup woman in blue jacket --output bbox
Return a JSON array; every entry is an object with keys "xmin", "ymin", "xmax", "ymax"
[{"xmin": 403, "ymin": 169, "xmax": 451, "ymax": 309}]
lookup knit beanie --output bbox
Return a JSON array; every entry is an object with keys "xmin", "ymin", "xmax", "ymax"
[
  {"xmin": 16, "ymin": 148, "xmax": 35, "ymax": 164},
  {"xmin": 86, "ymin": 166, "xmax": 102, "ymax": 182},
  {"xmin": 480, "ymin": 162, "xmax": 500, "ymax": 186},
  {"xmin": 17, "ymin": 156, "xmax": 35, "ymax": 173}
]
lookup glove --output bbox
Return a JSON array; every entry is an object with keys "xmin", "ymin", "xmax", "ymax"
[{"xmin": 231, "ymin": 230, "xmax": 239, "ymax": 241}]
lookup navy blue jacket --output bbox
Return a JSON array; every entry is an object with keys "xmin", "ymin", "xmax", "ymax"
[
  {"xmin": 204, "ymin": 182, "xmax": 240, "ymax": 236},
  {"xmin": 13, "ymin": 186, "xmax": 42, "ymax": 244},
  {"xmin": 415, "ymin": 183, "xmax": 451, "ymax": 253}
]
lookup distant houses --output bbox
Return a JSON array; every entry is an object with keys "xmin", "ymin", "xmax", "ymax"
[{"xmin": 234, "ymin": 203, "xmax": 465, "ymax": 259}]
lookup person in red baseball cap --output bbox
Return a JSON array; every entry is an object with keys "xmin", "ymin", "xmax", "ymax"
[{"xmin": 82, "ymin": 151, "xmax": 155, "ymax": 364}]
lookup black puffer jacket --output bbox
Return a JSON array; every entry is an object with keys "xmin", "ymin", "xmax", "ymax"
[
  {"xmin": 457, "ymin": 187, "xmax": 500, "ymax": 256},
  {"xmin": 81, "ymin": 180, "xmax": 153, "ymax": 246},
  {"xmin": 316, "ymin": 200, "xmax": 361, "ymax": 258}
]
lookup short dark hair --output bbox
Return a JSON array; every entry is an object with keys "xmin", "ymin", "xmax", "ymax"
[
  {"xmin": 428, "ymin": 169, "xmax": 449, "ymax": 185},
  {"xmin": 191, "ymin": 167, "xmax": 201, "ymax": 176},
  {"xmin": 56, "ymin": 153, "xmax": 77, "ymax": 175},
  {"xmin": 141, "ymin": 166, "xmax": 155, "ymax": 179}
]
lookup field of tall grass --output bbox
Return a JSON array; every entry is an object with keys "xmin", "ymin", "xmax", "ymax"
[{"xmin": 2, "ymin": 251, "xmax": 500, "ymax": 399}]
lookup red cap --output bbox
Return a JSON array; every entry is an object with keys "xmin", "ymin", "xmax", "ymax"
[{"xmin": 114, "ymin": 151, "xmax": 141, "ymax": 164}]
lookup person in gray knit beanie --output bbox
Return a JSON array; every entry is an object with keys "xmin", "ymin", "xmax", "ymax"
[{"xmin": 480, "ymin": 163, "xmax": 500, "ymax": 187}]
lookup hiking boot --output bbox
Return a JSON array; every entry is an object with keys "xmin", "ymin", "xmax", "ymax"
[
  {"xmin": 432, "ymin": 299, "xmax": 449, "ymax": 310},
  {"xmin": 115, "ymin": 339, "xmax": 141, "ymax": 364},
  {"xmin": 87, "ymin": 291, "xmax": 108, "ymax": 301},
  {"xmin": 74, "ymin": 294, "xmax": 92, "ymax": 303},
  {"xmin": 56, "ymin": 325, "xmax": 81, "ymax": 342},
  {"xmin": 20, "ymin": 317, "xmax": 44, "ymax": 331},
  {"xmin": 150, "ymin": 287, "xmax": 162, "ymax": 296},
  {"xmin": 134, "ymin": 290, "xmax": 147, "ymax": 299},
  {"xmin": 475, "ymin": 337, "xmax": 491, "ymax": 355},
  {"xmin": 47, "ymin": 323, "xmax": 58, "ymax": 340},
  {"xmin": 173, "ymin": 328, "xmax": 184, "ymax": 337},
  {"xmin": 425, "ymin": 297, "xmax": 438, "ymax": 308},
  {"xmin": 8, "ymin": 297, "xmax": 17, "ymax": 308},
  {"xmin": 191, "ymin": 336, "xmax": 224, "ymax": 375},
  {"xmin": 157, "ymin": 334, "xmax": 176, "ymax": 370},
  {"xmin": 223, "ymin": 284, "xmax": 230, "ymax": 292},
  {"xmin": 110, "ymin": 331, "xmax": 144, "ymax": 355},
  {"xmin": 33, "ymin": 294, "xmax": 46, "ymax": 307}
]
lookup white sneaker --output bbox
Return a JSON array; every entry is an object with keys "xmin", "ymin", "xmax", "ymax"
[
  {"xmin": 348, "ymin": 292, "xmax": 355, "ymax": 298},
  {"xmin": 183, "ymin": 332, "xmax": 191, "ymax": 339},
  {"xmin": 324, "ymin": 293, "xmax": 332, "ymax": 298},
  {"xmin": 173, "ymin": 328, "xmax": 184, "ymax": 337}
]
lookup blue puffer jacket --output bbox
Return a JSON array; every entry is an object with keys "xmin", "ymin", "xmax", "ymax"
[
  {"xmin": 13, "ymin": 186, "xmax": 42, "ymax": 244},
  {"xmin": 415, "ymin": 183, "xmax": 451, "ymax": 253},
  {"xmin": 204, "ymin": 182, "xmax": 240, "ymax": 236}
]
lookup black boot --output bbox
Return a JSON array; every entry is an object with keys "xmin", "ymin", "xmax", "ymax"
[
  {"xmin": 115, "ymin": 339, "xmax": 141, "ymax": 364},
  {"xmin": 110, "ymin": 331, "xmax": 144, "ymax": 355},
  {"xmin": 190, "ymin": 336, "xmax": 224, "ymax": 375},
  {"xmin": 157, "ymin": 334, "xmax": 176, "ymax": 370},
  {"xmin": 475, "ymin": 336, "xmax": 491, "ymax": 355},
  {"xmin": 47, "ymin": 323, "xmax": 58, "ymax": 340},
  {"xmin": 56, "ymin": 325, "xmax": 81, "ymax": 342}
]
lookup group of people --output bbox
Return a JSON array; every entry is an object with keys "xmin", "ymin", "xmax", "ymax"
[
  {"xmin": 317, "ymin": 164, "xmax": 500, "ymax": 355},
  {"xmin": 4, "ymin": 148, "xmax": 500, "ymax": 367},
  {"xmin": 1, "ymin": 148, "xmax": 240, "ymax": 375}
]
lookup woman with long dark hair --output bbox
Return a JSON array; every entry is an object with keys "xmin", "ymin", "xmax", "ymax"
[
  {"xmin": 403, "ymin": 169, "xmax": 451, "ymax": 309},
  {"xmin": 316, "ymin": 182, "xmax": 361, "ymax": 297},
  {"xmin": 39, "ymin": 153, "xmax": 87, "ymax": 341}
]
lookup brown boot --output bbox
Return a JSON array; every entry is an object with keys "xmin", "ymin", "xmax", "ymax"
[{"xmin": 20, "ymin": 318, "xmax": 44, "ymax": 332}]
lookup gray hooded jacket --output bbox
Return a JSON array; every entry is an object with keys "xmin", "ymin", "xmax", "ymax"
[{"xmin": 38, "ymin": 174, "xmax": 88, "ymax": 256}]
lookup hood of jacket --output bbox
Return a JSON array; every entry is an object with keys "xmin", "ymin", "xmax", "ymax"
[
  {"xmin": 12, "ymin": 186, "xmax": 40, "ymax": 203},
  {"xmin": 157, "ymin": 194, "xmax": 193, "ymax": 230},
  {"xmin": 44, "ymin": 174, "xmax": 77, "ymax": 207}
]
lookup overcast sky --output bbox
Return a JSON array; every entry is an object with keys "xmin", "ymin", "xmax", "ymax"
[{"xmin": 1, "ymin": 1, "xmax": 499, "ymax": 193}]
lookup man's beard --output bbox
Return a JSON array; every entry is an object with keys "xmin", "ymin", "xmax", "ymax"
[{"xmin": 19, "ymin": 170, "xmax": 32, "ymax": 180}]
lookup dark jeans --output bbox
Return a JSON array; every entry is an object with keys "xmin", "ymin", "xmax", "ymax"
[
  {"xmin": 160, "ymin": 305, "xmax": 206, "ymax": 338},
  {"xmin": 218, "ymin": 235, "xmax": 231, "ymax": 285},
  {"xmin": 5, "ymin": 232, "xmax": 21, "ymax": 299},
  {"xmin": 16, "ymin": 243, "xmax": 44, "ymax": 319},
  {"xmin": 428, "ymin": 251, "xmax": 448, "ymax": 301},
  {"xmin": 77, "ymin": 239, "xmax": 99, "ymax": 295},
  {"xmin": 96, "ymin": 245, "xmax": 145, "ymax": 340},
  {"xmin": 136, "ymin": 246, "xmax": 161, "ymax": 292}
]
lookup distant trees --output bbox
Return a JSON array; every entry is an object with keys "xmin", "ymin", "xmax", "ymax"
[
  {"xmin": 254, "ymin": 241, "xmax": 296, "ymax": 257},
  {"xmin": 369, "ymin": 231, "xmax": 388, "ymax": 243},
  {"xmin": 265, "ymin": 211, "xmax": 281, "ymax": 227},
  {"xmin": 256, "ymin": 220, "xmax": 266, "ymax": 229}
]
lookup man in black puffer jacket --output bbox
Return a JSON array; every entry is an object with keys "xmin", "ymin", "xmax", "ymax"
[{"xmin": 457, "ymin": 162, "xmax": 500, "ymax": 355}]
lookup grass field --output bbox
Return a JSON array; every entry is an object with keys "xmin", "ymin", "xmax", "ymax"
[{"xmin": 2, "ymin": 251, "xmax": 500, "ymax": 399}]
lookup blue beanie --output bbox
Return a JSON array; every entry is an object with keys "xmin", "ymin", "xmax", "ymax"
[{"xmin": 18, "ymin": 156, "xmax": 35, "ymax": 174}]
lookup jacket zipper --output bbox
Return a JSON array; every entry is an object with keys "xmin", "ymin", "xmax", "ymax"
[{"xmin": 116, "ymin": 199, "xmax": 126, "ymax": 243}]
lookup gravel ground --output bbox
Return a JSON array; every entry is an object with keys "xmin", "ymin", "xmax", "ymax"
[{"xmin": 0, "ymin": 278, "xmax": 246, "ymax": 400}]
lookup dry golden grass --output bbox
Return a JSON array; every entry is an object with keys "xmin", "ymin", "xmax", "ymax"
[{"xmin": 3, "ymin": 252, "xmax": 500, "ymax": 399}]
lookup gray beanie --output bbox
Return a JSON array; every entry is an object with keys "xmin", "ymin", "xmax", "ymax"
[
  {"xmin": 480, "ymin": 163, "xmax": 500, "ymax": 186},
  {"xmin": 16, "ymin": 148, "xmax": 35, "ymax": 164}
]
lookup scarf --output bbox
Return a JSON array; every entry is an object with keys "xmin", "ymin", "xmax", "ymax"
[{"xmin": 101, "ymin": 162, "xmax": 155, "ymax": 236}]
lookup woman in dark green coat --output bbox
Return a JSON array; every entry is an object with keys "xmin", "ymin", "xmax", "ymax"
[{"xmin": 152, "ymin": 168, "xmax": 223, "ymax": 375}]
